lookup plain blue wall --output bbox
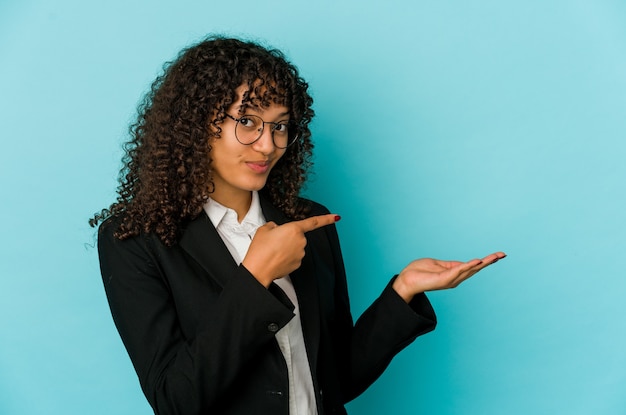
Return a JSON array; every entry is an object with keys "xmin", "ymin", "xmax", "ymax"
[{"xmin": 1, "ymin": 1, "xmax": 625, "ymax": 414}]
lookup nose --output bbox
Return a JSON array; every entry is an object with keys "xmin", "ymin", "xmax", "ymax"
[{"xmin": 251, "ymin": 123, "xmax": 276, "ymax": 154}]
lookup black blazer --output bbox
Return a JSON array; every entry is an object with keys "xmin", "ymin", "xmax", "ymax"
[{"xmin": 98, "ymin": 196, "xmax": 437, "ymax": 415}]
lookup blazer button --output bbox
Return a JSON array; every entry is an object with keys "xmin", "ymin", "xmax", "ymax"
[{"xmin": 267, "ymin": 323, "xmax": 279, "ymax": 333}]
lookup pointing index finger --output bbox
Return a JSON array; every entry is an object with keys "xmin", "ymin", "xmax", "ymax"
[{"xmin": 292, "ymin": 214, "xmax": 340, "ymax": 233}]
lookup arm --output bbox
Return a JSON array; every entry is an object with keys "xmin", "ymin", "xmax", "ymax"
[
  {"xmin": 98, "ymin": 222, "xmax": 294, "ymax": 414},
  {"xmin": 320, "ymin": 215, "xmax": 505, "ymax": 402},
  {"xmin": 321, "ymin": 221, "xmax": 437, "ymax": 402}
]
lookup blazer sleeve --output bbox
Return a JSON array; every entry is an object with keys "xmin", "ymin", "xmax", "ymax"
[
  {"xmin": 98, "ymin": 221, "xmax": 295, "ymax": 414},
  {"xmin": 321, "ymin": 215, "xmax": 437, "ymax": 402}
]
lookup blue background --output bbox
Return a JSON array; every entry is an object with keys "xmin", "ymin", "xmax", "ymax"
[{"xmin": 1, "ymin": 1, "xmax": 625, "ymax": 414}]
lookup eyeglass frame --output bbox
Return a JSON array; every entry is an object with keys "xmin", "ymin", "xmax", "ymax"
[{"xmin": 224, "ymin": 113, "xmax": 302, "ymax": 149}]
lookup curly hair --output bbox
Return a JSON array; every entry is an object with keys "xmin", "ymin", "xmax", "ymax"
[{"xmin": 90, "ymin": 35, "xmax": 315, "ymax": 246}]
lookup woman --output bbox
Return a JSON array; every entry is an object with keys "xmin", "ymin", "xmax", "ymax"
[{"xmin": 91, "ymin": 36, "xmax": 505, "ymax": 415}]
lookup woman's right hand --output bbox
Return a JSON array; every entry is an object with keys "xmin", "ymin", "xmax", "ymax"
[{"xmin": 242, "ymin": 214, "xmax": 340, "ymax": 287}]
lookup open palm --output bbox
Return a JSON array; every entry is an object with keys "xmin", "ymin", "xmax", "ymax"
[{"xmin": 392, "ymin": 252, "xmax": 506, "ymax": 302}]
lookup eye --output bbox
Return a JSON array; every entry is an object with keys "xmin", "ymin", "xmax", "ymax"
[
  {"xmin": 273, "ymin": 122, "xmax": 289, "ymax": 134},
  {"xmin": 239, "ymin": 115, "xmax": 263, "ymax": 130},
  {"xmin": 239, "ymin": 117, "xmax": 254, "ymax": 128}
]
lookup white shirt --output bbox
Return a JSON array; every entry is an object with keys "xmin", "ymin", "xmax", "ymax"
[{"xmin": 203, "ymin": 191, "xmax": 317, "ymax": 415}]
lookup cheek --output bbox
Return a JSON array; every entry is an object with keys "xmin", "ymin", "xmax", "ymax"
[
  {"xmin": 273, "ymin": 149, "xmax": 287, "ymax": 165},
  {"xmin": 211, "ymin": 138, "xmax": 242, "ymax": 162}
]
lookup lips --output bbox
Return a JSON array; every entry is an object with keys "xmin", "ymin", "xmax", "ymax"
[{"xmin": 245, "ymin": 160, "xmax": 271, "ymax": 174}]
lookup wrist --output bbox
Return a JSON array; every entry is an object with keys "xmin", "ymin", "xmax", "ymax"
[
  {"xmin": 393, "ymin": 273, "xmax": 415, "ymax": 303},
  {"xmin": 241, "ymin": 260, "xmax": 272, "ymax": 288}
]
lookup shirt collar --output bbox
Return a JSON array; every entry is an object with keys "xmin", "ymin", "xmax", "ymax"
[{"xmin": 203, "ymin": 191, "xmax": 266, "ymax": 230}]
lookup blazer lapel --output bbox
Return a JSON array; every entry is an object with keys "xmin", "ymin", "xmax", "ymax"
[
  {"xmin": 179, "ymin": 212, "xmax": 238, "ymax": 288},
  {"xmin": 260, "ymin": 195, "xmax": 322, "ymax": 374},
  {"xmin": 179, "ymin": 196, "xmax": 322, "ymax": 375}
]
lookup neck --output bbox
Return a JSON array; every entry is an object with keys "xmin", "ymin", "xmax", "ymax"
[{"xmin": 210, "ymin": 189, "xmax": 253, "ymax": 222}]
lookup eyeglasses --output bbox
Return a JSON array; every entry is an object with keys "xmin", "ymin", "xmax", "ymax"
[{"xmin": 224, "ymin": 113, "xmax": 301, "ymax": 149}]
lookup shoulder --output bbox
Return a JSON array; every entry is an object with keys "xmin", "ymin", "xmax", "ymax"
[
  {"xmin": 97, "ymin": 214, "xmax": 158, "ymax": 256},
  {"xmin": 298, "ymin": 197, "xmax": 331, "ymax": 217},
  {"xmin": 97, "ymin": 215, "xmax": 121, "ymax": 244}
]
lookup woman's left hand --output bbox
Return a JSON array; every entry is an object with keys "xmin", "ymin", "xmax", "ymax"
[{"xmin": 392, "ymin": 252, "xmax": 506, "ymax": 303}]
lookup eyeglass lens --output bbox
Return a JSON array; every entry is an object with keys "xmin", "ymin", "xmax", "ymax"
[{"xmin": 235, "ymin": 115, "xmax": 298, "ymax": 148}]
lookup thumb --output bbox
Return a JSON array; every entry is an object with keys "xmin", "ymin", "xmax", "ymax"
[
  {"xmin": 254, "ymin": 221, "xmax": 278, "ymax": 236},
  {"xmin": 262, "ymin": 221, "xmax": 278, "ymax": 230}
]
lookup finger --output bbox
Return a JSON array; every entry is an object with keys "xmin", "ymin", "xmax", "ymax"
[
  {"xmin": 481, "ymin": 252, "xmax": 507, "ymax": 265},
  {"xmin": 292, "ymin": 214, "xmax": 340, "ymax": 233},
  {"xmin": 449, "ymin": 253, "xmax": 505, "ymax": 286},
  {"xmin": 449, "ymin": 269, "xmax": 480, "ymax": 287},
  {"xmin": 264, "ymin": 221, "xmax": 278, "ymax": 229},
  {"xmin": 449, "ymin": 253, "xmax": 505, "ymax": 271},
  {"xmin": 442, "ymin": 259, "xmax": 481, "ymax": 272},
  {"xmin": 435, "ymin": 260, "xmax": 466, "ymax": 270},
  {"xmin": 446, "ymin": 264, "xmax": 483, "ymax": 287},
  {"xmin": 256, "ymin": 221, "xmax": 278, "ymax": 233}
]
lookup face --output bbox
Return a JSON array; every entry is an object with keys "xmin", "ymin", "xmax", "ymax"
[{"xmin": 209, "ymin": 87, "xmax": 289, "ymax": 208}]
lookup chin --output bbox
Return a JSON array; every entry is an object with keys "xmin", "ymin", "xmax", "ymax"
[{"xmin": 245, "ymin": 178, "xmax": 269, "ymax": 192}]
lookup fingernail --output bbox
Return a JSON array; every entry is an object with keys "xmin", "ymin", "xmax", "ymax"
[{"xmin": 334, "ymin": 215, "xmax": 341, "ymax": 222}]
